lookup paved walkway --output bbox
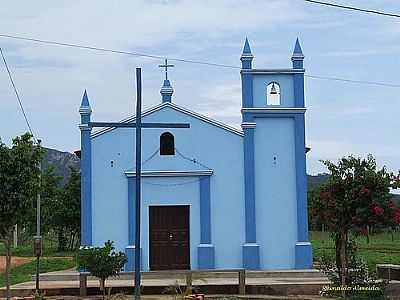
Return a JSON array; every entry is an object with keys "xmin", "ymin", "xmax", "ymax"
[{"xmin": 8, "ymin": 276, "xmax": 331, "ymax": 290}]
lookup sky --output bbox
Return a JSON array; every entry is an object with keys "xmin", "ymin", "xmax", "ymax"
[{"xmin": 0, "ymin": 0, "xmax": 399, "ymax": 176}]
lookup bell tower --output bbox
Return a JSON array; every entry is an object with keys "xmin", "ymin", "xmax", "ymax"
[{"xmin": 240, "ymin": 38, "xmax": 312, "ymax": 269}]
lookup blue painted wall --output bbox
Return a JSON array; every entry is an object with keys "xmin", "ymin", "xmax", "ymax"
[
  {"xmin": 252, "ymin": 74, "xmax": 294, "ymax": 108},
  {"xmin": 91, "ymin": 105, "xmax": 245, "ymax": 270},
  {"xmin": 86, "ymin": 38, "xmax": 312, "ymax": 271},
  {"xmin": 254, "ymin": 118, "xmax": 297, "ymax": 269}
]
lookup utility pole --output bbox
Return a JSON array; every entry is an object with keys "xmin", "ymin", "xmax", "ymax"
[
  {"xmin": 134, "ymin": 68, "xmax": 142, "ymax": 300},
  {"xmin": 34, "ymin": 139, "xmax": 42, "ymax": 293}
]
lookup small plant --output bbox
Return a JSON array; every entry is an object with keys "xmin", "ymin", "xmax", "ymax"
[
  {"xmin": 76, "ymin": 240, "xmax": 127, "ymax": 300},
  {"xmin": 163, "ymin": 280, "xmax": 186, "ymax": 300},
  {"xmin": 163, "ymin": 280, "xmax": 202, "ymax": 300},
  {"xmin": 318, "ymin": 236, "xmax": 388, "ymax": 299},
  {"xmin": 108, "ymin": 292, "xmax": 126, "ymax": 300},
  {"xmin": 33, "ymin": 290, "xmax": 46, "ymax": 300}
]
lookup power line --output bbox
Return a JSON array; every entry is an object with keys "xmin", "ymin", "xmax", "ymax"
[
  {"xmin": 305, "ymin": 74, "xmax": 400, "ymax": 88},
  {"xmin": 0, "ymin": 33, "xmax": 239, "ymax": 69},
  {"xmin": 0, "ymin": 33, "xmax": 399, "ymax": 88},
  {"xmin": 0, "ymin": 47, "xmax": 36, "ymax": 140},
  {"xmin": 304, "ymin": 0, "xmax": 400, "ymax": 18}
]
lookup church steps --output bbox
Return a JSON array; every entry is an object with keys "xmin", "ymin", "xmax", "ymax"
[{"xmin": 33, "ymin": 269, "xmax": 326, "ymax": 282}]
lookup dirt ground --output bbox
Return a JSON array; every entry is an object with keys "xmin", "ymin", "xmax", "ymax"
[{"xmin": 0, "ymin": 256, "xmax": 33, "ymax": 273}]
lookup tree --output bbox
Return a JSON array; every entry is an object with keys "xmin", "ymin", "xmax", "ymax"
[
  {"xmin": 47, "ymin": 167, "xmax": 80, "ymax": 251},
  {"xmin": 76, "ymin": 241, "xmax": 127, "ymax": 300},
  {"xmin": 24, "ymin": 165, "xmax": 80, "ymax": 251},
  {"xmin": 311, "ymin": 155, "xmax": 400, "ymax": 291},
  {"xmin": 57, "ymin": 168, "xmax": 80, "ymax": 250},
  {"xmin": 24, "ymin": 165, "xmax": 62, "ymax": 237},
  {"xmin": 0, "ymin": 133, "xmax": 43, "ymax": 300}
]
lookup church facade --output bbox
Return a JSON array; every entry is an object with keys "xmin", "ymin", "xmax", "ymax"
[{"xmin": 78, "ymin": 38, "xmax": 313, "ymax": 271}]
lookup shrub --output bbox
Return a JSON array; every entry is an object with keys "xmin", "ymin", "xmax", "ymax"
[{"xmin": 76, "ymin": 240, "xmax": 127, "ymax": 299}]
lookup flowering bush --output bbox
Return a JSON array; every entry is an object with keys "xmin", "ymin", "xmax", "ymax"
[{"xmin": 310, "ymin": 155, "xmax": 400, "ymax": 291}]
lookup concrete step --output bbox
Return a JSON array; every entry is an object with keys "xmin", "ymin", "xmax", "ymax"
[{"xmin": 33, "ymin": 269, "xmax": 327, "ymax": 282}]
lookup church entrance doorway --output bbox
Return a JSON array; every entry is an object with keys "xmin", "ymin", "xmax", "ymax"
[{"xmin": 149, "ymin": 205, "xmax": 190, "ymax": 270}]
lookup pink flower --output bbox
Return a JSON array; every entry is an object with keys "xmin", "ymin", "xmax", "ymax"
[
  {"xmin": 372, "ymin": 206, "xmax": 384, "ymax": 216},
  {"xmin": 393, "ymin": 209, "xmax": 400, "ymax": 225},
  {"xmin": 360, "ymin": 187, "xmax": 370, "ymax": 196}
]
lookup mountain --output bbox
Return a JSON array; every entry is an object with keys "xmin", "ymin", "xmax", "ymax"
[
  {"xmin": 42, "ymin": 148, "xmax": 80, "ymax": 185},
  {"xmin": 44, "ymin": 148, "xmax": 330, "ymax": 188},
  {"xmin": 306, "ymin": 173, "xmax": 400, "ymax": 205},
  {"xmin": 307, "ymin": 173, "xmax": 330, "ymax": 191},
  {"xmin": 41, "ymin": 148, "xmax": 400, "ymax": 205}
]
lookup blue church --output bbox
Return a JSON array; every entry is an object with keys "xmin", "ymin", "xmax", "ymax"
[{"xmin": 78, "ymin": 38, "xmax": 313, "ymax": 271}]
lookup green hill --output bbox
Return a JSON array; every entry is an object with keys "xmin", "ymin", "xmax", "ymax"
[{"xmin": 42, "ymin": 148, "xmax": 400, "ymax": 205}]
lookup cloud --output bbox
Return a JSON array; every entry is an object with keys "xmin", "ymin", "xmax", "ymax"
[
  {"xmin": 307, "ymin": 139, "xmax": 400, "ymax": 174},
  {"xmin": 198, "ymin": 82, "xmax": 241, "ymax": 125},
  {"xmin": 0, "ymin": 0, "xmax": 399, "ymax": 177}
]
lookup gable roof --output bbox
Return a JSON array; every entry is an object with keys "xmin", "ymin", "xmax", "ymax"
[{"xmin": 91, "ymin": 102, "xmax": 244, "ymax": 139}]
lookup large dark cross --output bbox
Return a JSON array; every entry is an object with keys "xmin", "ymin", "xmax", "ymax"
[
  {"xmin": 89, "ymin": 68, "xmax": 189, "ymax": 299},
  {"xmin": 158, "ymin": 58, "xmax": 174, "ymax": 80}
]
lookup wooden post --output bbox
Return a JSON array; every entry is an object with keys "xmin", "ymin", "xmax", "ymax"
[
  {"xmin": 186, "ymin": 271, "xmax": 192, "ymax": 294},
  {"xmin": 238, "ymin": 269, "xmax": 246, "ymax": 295},
  {"xmin": 13, "ymin": 224, "xmax": 17, "ymax": 248},
  {"xmin": 80, "ymin": 272, "xmax": 88, "ymax": 297}
]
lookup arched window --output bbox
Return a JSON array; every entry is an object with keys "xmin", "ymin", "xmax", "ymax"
[
  {"xmin": 160, "ymin": 132, "xmax": 175, "ymax": 155},
  {"xmin": 266, "ymin": 82, "xmax": 281, "ymax": 105}
]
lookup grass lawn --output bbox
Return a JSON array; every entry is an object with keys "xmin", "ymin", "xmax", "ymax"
[
  {"xmin": 0, "ymin": 244, "xmax": 76, "ymax": 258},
  {"xmin": 310, "ymin": 230, "xmax": 400, "ymax": 271},
  {"xmin": 0, "ymin": 257, "xmax": 76, "ymax": 287}
]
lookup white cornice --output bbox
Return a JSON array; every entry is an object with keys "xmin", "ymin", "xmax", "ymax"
[
  {"xmin": 125, "ymin": 170, "xmax": 214, "ymax": 177},
  {"xmin": 241, "ymin": 68, "xmax": 305, "ymax": 74},
  {"xmin": 79, "ymin": 124, "xmax": 92, "ymax": 131},
  {"xmin": 241, "ymin": 107, "xmax": 306, "ymax": 114},
  {"xmin": 241, "ymin": 122, "xmax": 256, "ymax": 129}
]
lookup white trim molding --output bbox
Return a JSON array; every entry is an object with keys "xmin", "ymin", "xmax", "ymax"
[
  {"xmin": 79, "ymin": 106, "xmax": 92, "ymax": 114},
  {"xmin": 125, "ymin": 169, "xmax": 214, "ymax": 178},
  {"xmin": 241, "ymin": 68, "xmax": 305, "ymax": 75},
  {"xmin": 241, "ymin": 122, "xmax": 256, "ymax": 129},
  {"xmin": 241, "ymin": 107, "xmax": 306, "ymax": 114},
  {"xmin": 79, "ymin": 124, "xmax": 92, "ymax": 131},
  {"xmin": 296, "ymin": 241, "xmax": 312, "ymax": 246}
]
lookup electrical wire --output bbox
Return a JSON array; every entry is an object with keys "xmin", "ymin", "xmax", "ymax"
[
  {"xmin": 305, "ymin": 74, "xmax": 400, "ymax": 88},
  {"xmin": 175, "ymin": 148, "xmax": 212, "ymax": 170},
  {"xmin": 143, "ymin": 178, "xmax": 200, "ymax": 187},
  {"xmin": 304, "ymin": 0, "xmax": 400, "ymax": 18},
  {"xmin": 0, "ymin": 33, "xmax": 399, "ymax": 88},
  {"xmin": 0, "ymin": 33, "xmax": 239, "ymax": 69},
  {"xmin": 142, "ymin": 148, "xmax": 160, "ymax": 166},
  {"xmin": 0, "ymin": 47, "xmax": 36, "ymax": 140}
]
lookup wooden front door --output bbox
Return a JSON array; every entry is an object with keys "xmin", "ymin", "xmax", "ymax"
[{"xmin": 149, "ymin": 206, "xmax": 190, "ymax": 270}]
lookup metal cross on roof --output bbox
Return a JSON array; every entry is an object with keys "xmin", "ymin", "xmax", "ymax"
[
  {"xmin": 158, "ymin": 58, "xmax": 174, "ymax": 80},
  {"xmin": 89, "ymin": 68, "xmax": 189, "ymax": 300}
]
